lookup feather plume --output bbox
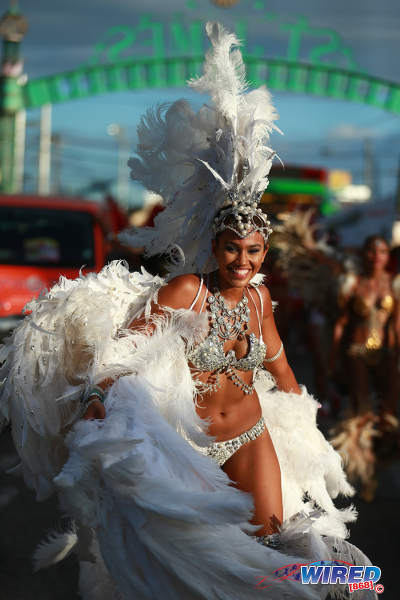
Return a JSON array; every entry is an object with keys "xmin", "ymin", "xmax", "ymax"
[
  {"xmin": 189, "ymin": 22, "xmax": 247, "ymax": 130},
  {"xmin": 33, "ymin": 530, "xmax": 78, "ymax": 572},
  {"xmin": 121, "ymin": 21, "xmax": 280, "ymax": 276}
]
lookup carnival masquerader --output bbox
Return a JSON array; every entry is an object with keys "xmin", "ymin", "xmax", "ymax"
[
  {"xmin": 0, "ymin": 23, "xmax": 376, "ymax": 600},
  {"xmin": 330, "ymin": 235, "xmax": 400, "ymax": 501}
]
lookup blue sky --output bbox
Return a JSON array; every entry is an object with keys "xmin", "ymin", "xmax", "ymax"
[{"xmin": 14, "ymin": 0, "xmax": 400, "ymax": 203}]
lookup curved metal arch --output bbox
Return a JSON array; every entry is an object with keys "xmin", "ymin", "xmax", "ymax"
[{"xmin": 24, "ymin": 56, "xmax": 400, "ymax": 115}]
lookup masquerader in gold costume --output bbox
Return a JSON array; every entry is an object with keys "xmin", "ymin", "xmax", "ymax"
[{"xmin": 330, "ymin": 235, "xmax": 400, "ymax": 501}]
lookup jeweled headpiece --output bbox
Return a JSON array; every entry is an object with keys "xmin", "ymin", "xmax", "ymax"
[
  {"xmin": 120, "ymin": 22, "xmax": 280, "ymax": 274},
  {"xmin": 213, "ymin": 179, "xmax": 273, "ymax": 241}
]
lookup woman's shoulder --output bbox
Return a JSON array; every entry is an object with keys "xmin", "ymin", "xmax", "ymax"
[
  {"xmin": 338, "ymin": 272, "xmax": 358, "ymax": 305},
  {"xmin": 157, "ymin": 273, "xmax": 202, "ymax": 310},
  {"xmin": 250, "ymin": 282, "xmax": 273, "ymax": 316},
  {"xmin": 255, "ymin": 282, "xmax": 271, "ymax": 301}
]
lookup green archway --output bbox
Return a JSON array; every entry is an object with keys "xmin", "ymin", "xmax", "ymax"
[
  {"xmin": 2, "ymin": 1, "xmax": 400, "ymax": 194},
  {"xmin": 25, "ymin": 56, "xmax": 400, "ymax": 114}
]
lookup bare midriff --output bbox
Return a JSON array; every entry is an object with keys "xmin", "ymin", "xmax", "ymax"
[
  {"xmin": 189, "ymin": 287, "xmax": 265, "ymax": 440},
  {"xmin": 191, "ymin": 368, "xmax": 262, "ymax": 440},
  {"xmin": 350, "ymin": 322, "xmax": 395, "ymax": 348}
]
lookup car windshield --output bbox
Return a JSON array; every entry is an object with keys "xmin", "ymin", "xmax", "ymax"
[{"xmin": 0, "ymin": 206, "xmax": 95, "ymax": 268}]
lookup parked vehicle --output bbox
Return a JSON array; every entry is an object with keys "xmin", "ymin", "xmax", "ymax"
[{"xmin": 0, "ymin": 194, "xmax": 121, "ymax": 334}]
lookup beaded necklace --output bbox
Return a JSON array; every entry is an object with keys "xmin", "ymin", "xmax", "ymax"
[
  {"xmin": 208, "ymin": 288, "xmax": 250, "ymax": 340},
  {"xmin": 188, "ymin": 274, "xmax": 266, "ymax": 395}
]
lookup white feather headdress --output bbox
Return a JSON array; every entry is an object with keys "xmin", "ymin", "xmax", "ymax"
[{"xmin": 120, "ymin": 21, "xmax": 281, "ymax": 275}]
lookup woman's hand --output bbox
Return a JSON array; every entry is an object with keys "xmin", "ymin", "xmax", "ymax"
[{"xmin": 82, "ymin": 399, "xmax": 106, "ymax": 420}]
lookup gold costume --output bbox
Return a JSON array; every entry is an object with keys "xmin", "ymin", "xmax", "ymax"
[{"xmin": 348, "ymin": 293, "xmax": 394, "ymax": 364}]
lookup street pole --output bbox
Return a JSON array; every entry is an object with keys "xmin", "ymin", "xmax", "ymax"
[
  {"xmin": 13, "ymin": 106, "xmax": 25, "ymax": 191},
  {"xmin": 38, "ymin": 103, "xmax": 52, "ymax": 195},
  {"xmin": 52, "ymin": 132, "xmax": 62, "ymax": 195},
  {"xmin": 363, "ymin": 138, "xmax": 375, "ymax": 199},
  {"xmin": 396, "ymin": 156, "xmax": 400, "ymax": 215},
  {"xmin": 0, "ymin": 1, "xmax": 28, "ymax": 194},
  {"xmin": 107, "ymin": 123, "xmax": 130, "ymax": 207}
]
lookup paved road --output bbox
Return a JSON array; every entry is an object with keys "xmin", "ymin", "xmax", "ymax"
[{"xmin": 0, "ymin": 430, "xmax": 78, "ymax": 600}]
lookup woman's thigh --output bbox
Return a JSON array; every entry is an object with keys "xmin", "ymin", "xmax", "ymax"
[{"xmin": 221, "ymin": 427, "xmax": 282, "ymax": 535}]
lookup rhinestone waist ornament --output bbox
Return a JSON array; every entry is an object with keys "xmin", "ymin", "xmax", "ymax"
[{"xmin": 188, "ymin": 286, "xmax": 266, "ymax": 394}]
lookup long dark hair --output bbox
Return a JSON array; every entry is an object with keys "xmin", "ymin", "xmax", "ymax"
[
  {"xmin": 362, "ymin": 235, "xmax": 390, "ymax": 254},
  {"xmin": 362, "ymin": 235, "xmax": 390, "ymax": 273}
]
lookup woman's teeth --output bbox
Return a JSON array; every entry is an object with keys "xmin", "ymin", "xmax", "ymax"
[{"xmin": 231, "ymin": 268, "xmax": 250, "ymax": 276}]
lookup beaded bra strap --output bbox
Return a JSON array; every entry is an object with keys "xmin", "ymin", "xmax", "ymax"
[
  {"xmin": 247, "ymin": 288, "xmax": 263, "ymax": 339},
  {"xmin": 253, "ymin": 285, "xmax": 264, "ymax": 321},
  {"xmin": 189, "ymin": 275, "xmax": 204, "ymax": 310},
  {"xmin": 198, "ymin": 273, "xmax": 210, "ymax": 314}
]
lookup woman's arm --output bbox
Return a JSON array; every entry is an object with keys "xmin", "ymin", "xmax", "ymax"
[
  {"xmin": 82, "ymin": 273, "xmax": 201, "ymax": 420},
  {"xmin": 259, "ymin": 286, "xmax": 301, "ymax": 394},
  {"xmin": 328, "ymin": 274, "xmax": 355, "ymax": 374},
  {"xmin": 128, "ymin": 273, "xmax": 201, "ymax": 331},
  {"xmin": 329, "ymin": 313, "xmax": 349, "ymax": 374}
]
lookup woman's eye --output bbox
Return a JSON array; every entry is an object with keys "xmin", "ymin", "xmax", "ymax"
[{"xmin": 225, "ymin": 246, "xmax": 261, "ymax": 254}]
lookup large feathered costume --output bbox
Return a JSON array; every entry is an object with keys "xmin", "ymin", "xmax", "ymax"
[
  {"xmin": 1, "ymin": 263, "xmax": 375, "ymax": 600},
  {"xmin": 0, "ymin": 23, "xmax": 376, "ymax": 600}
]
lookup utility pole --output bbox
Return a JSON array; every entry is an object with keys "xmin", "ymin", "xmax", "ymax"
[
  {"xmin": 52, "ymin": 132, "xmax": 62, "ymax": 195},
  {"xmin": 363, "ymin": 138, "xmax": 375, "ymax": 199},
  {"xmin": 0, "ymin": 0, "xmax": 28, "ymax": 193},
  {"xmin": 107, "ymin": 123, "xmax": 130, "ymax": 207},
  {"xmin": 396, "ymin": 156, "xmax": 400, "ymax": 215},
  {"xmin": 13, "ymin": 103, "xmax": 26, "ymax": 191},
  {"xmin": 37, "ymin": 103, "xmax": 52, "ymax": 195}
]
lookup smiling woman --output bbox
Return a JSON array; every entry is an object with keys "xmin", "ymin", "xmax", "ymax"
[
  {"xmin": 213, "ymin": 230, "xmax": 268, "ymax": 285},
  {"xmin": 0, "ymin": 21, "xmax": 375, "ymax": 600},
  {"xmin": 116, "ymin": 223, "xmax": 300, "ymax": 541}
]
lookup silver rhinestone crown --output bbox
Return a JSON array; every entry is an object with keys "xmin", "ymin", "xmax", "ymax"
[{"xmin": 213, "ymin": 185, "xmax": 273, "ymax": 241}]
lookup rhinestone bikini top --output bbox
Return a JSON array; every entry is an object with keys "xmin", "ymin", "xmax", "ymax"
[
  {"xmin": 187, "ymin": 276, "xmax": 267, "ymax": 373},
  {"xmin": 188, "ymin": 330, "xmax": 266, "ymax": 372}
]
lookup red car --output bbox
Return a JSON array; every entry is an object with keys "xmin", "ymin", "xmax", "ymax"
[{"xmin": 0, "ymin": 195, "xmax": 119, "ymax": 334}]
